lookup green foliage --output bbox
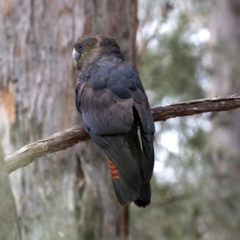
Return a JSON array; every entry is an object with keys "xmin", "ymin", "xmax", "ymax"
[
  {"xmin": 131, "ymin": 6, "xmax": 240, "ymax": 236},
  {"xmin": 187, "ymin": 127, "xmax": 206, "ymax": 150},
  {"xmin": 130, "ymin": 7, "xmax": 215, "ymax": 240},
  {"xmin": 132, "ymin": 2, "xmax": 240, "ymax": 239},
  {"xmin": 130, "ymin": 179, "xmax": 206, "ymax": 240},
  {"xmin": 139, "ymin": 14, "xmax": 206, "ymax": 102}
]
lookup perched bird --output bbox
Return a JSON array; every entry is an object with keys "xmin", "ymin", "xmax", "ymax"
[{"xmin": 72, "ymin": 35, "xmax": 155, "ymax": 207}]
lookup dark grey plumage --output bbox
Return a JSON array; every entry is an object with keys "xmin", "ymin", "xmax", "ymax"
[{"xmin": 73, "ymin": 35, "xmax": 155, "ymax": 207}]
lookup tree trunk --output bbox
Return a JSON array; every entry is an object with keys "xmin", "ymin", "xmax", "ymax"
[
  {"xmin": 209, "ymin": 0, "xmax": 240, "ymax": 239},
  {"xmin": 0, "ymin": 142, "xmax": 21, "ymax": 240},
  {"xmin": 1, "ymin": 1, "xmax": 81, "ymax": 239},
  {"xmin": 74, "ymin": 1, "xmax": 138, "ymax": 240},
  {"xmin": 0, "ymin": 0, "xmax": 138, "ymax": 239}
]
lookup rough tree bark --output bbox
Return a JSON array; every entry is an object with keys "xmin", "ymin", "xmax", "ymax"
[
  {"xmin": 0, "ymin": 0, "xmax": 138, "ymax": 239},
  {"xmin": 209, "ymin": 0, "xmax": 240, "ymax": 239},
  {"xmin": 0, "ymin": 1, "xmax": 82, "ymax": 239},
  {"xmin": 74, "ymin": 1, "xmax": 138, "ymax": 240}
]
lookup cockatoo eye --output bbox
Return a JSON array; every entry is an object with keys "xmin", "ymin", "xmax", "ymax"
[{"xmin": 77, "ymin": 45, "xmax": 82, "ymax": 51}]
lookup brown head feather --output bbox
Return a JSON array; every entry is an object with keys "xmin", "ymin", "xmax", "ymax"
[{"xmin": 72, "ymin": 35, "xmax": 124, "ymax": 70}]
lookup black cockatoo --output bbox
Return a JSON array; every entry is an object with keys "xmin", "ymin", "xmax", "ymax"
[{"xmin": 72, "ymin": 35, "xmax": 155, "ymax": 207}]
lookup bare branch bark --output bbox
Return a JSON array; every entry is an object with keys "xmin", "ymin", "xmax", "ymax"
[
  {"xmin": 152, "ymin": 93, "xmax": 240, "ymax": 121},
  {"xmin": 5, "ymin": 93, "xmax": 240, "ymax": 174}
]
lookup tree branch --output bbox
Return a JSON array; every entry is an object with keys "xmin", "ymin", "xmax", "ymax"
[{"xmin": 5, "ymin": 93, "xmax": 240, "ymax": 173}]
